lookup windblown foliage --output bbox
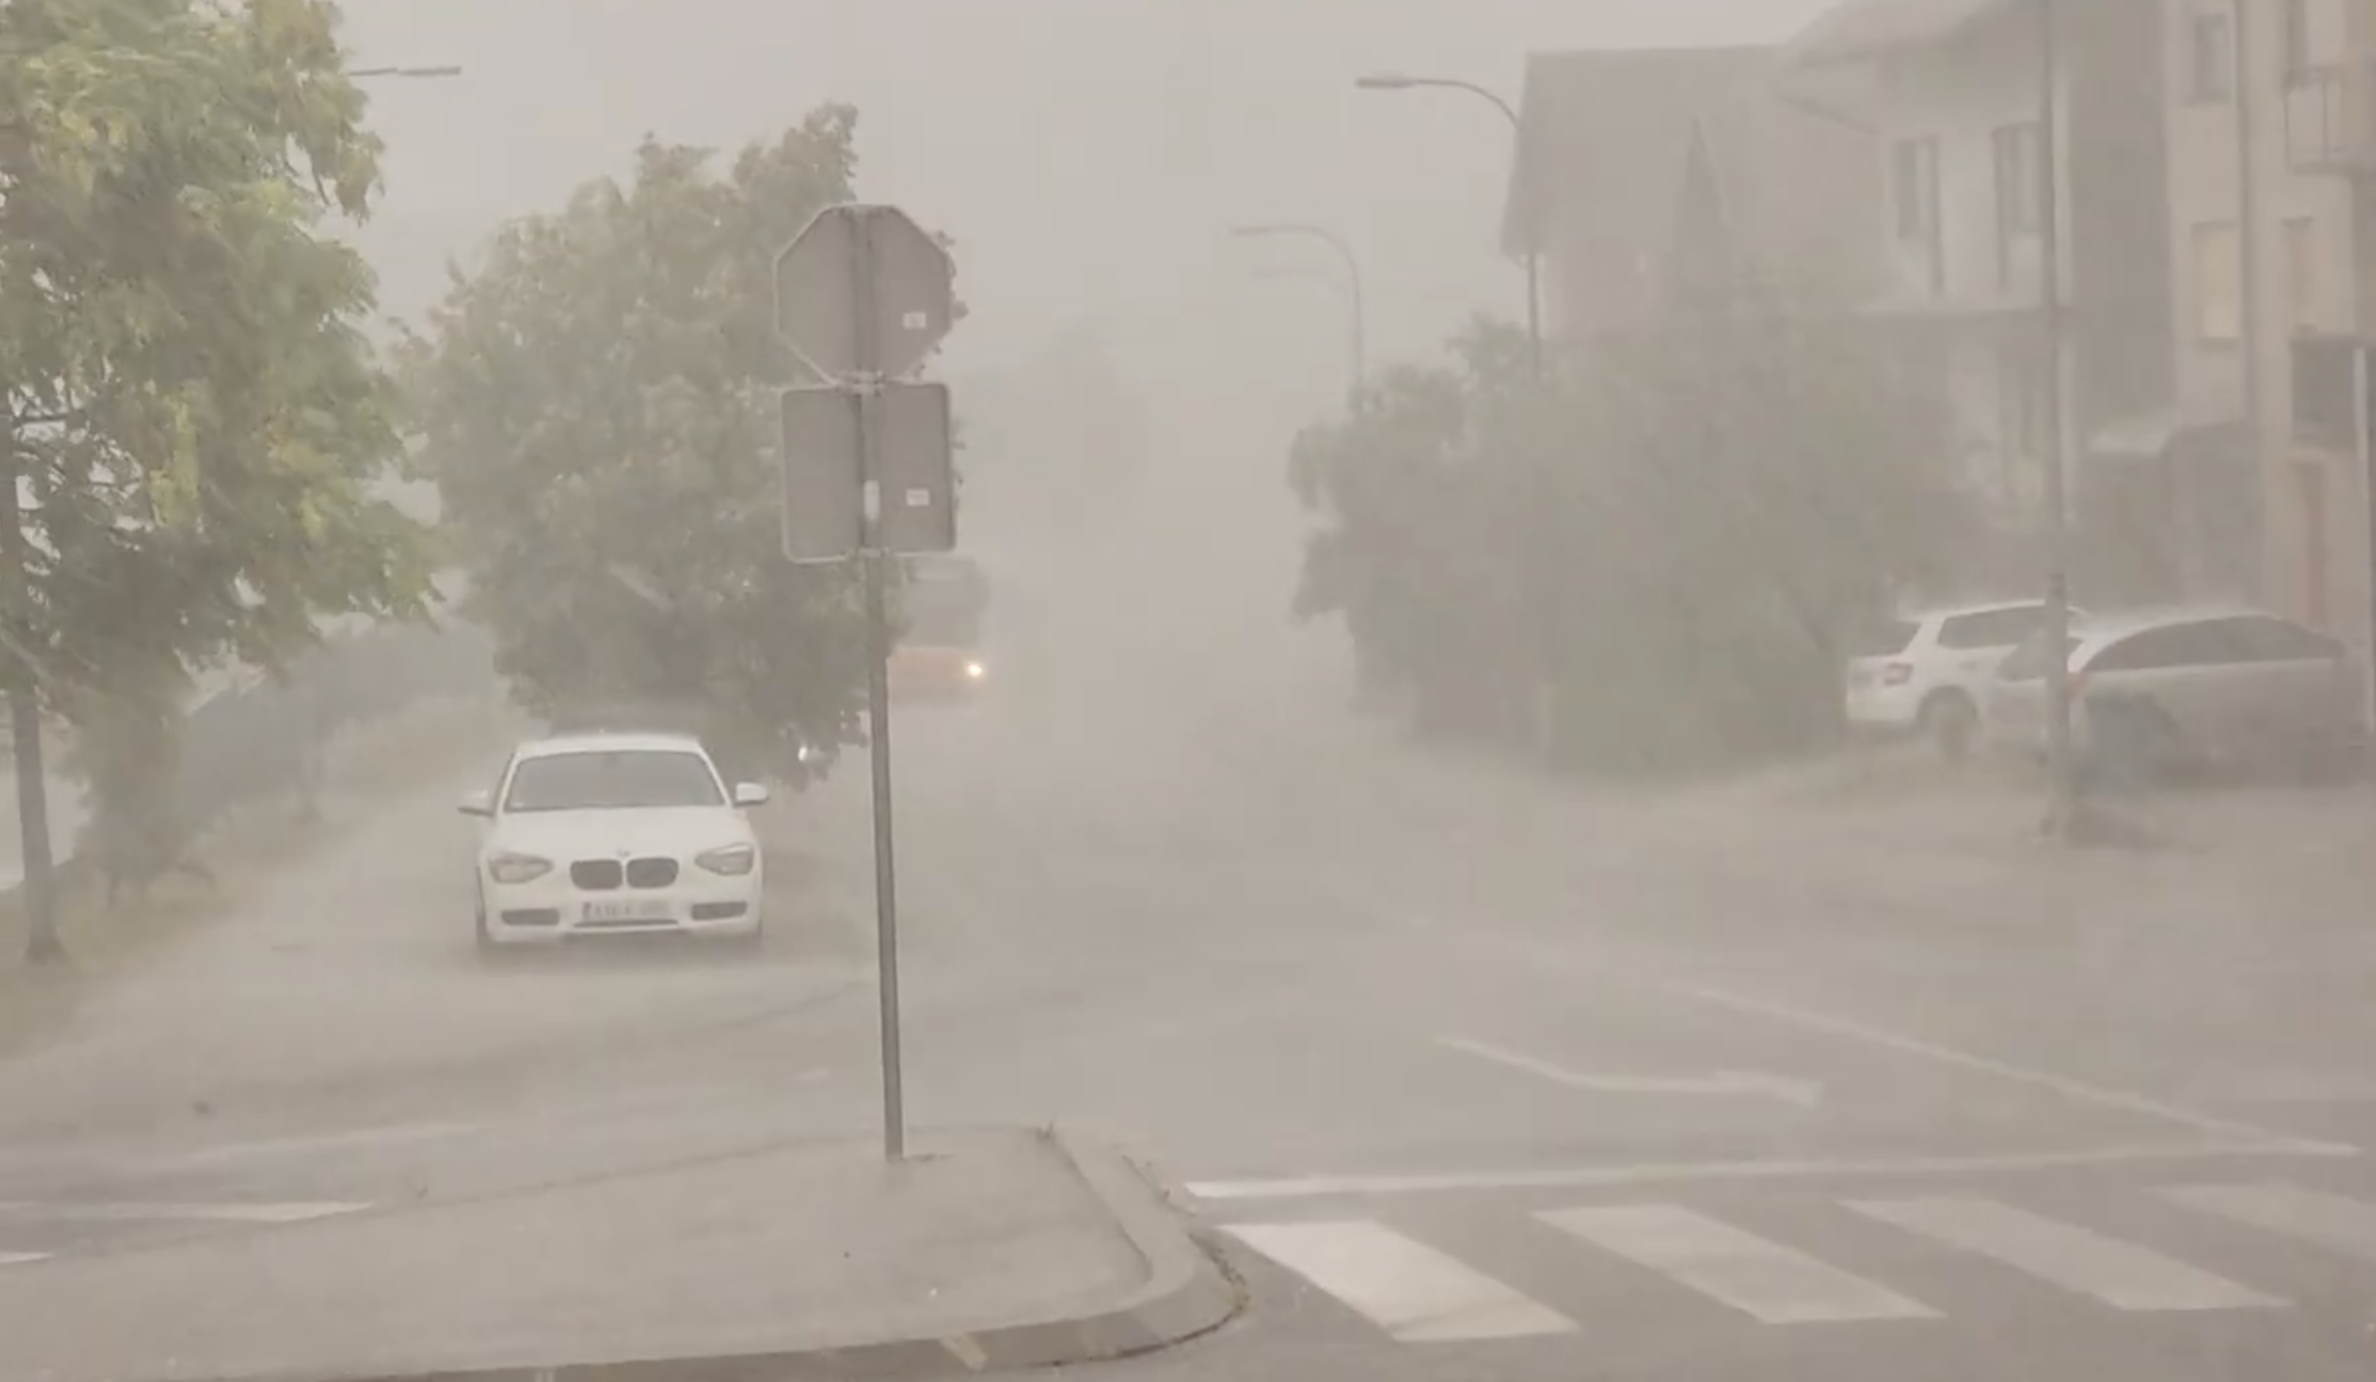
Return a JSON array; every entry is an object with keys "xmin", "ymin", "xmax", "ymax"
[
  {"xmin": 0, "ymin": 0, "xmax": 436, "ymax": 957},
  {"xmin": 401, "ymin": 111, "xmax": 889, "ymax": 777},
  {"xmin": 1292, "ymin": 308, "xmax": 1984, "ymax": 773}
]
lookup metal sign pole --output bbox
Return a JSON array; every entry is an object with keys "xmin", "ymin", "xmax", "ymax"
[
  {"xmin": 849, "ymin": 208, "xmax": 906, "ymax": 1162},
  {"xmin": 2354, "ymin": 343, "xmax": 2374, "ymax": 756},
  {"xmin": 863, "ymin": 545, "xmax": 903, "ymax": 1160},
  {"xmin": 772, "ymin": 201, "xmax": 954, "ymax": 1164},
  {"xmin": 2034, "ymin": 0, "xmax": 2078, "ymax": 834}
]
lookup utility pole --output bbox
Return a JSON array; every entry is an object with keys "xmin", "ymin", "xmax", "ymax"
[
  {"xmin": 2232, "ymin": 0, "xmax": 2270, "ymax": 602},
  {"xmin": 2036, "ymin": 0, "xmax": 2078, "ymax": 835},
  {"xmin": 1519, "ymin": 223, "xmax": 1543, "ymax": 382}
]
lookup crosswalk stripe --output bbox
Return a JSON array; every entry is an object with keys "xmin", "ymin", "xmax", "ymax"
[
  {"xmin": 1223, "ymin": 1221, "xmax": 1577, "ymax": 1342},
  {"xmin": 1537, "ymin": 1204, "xmax": 1938, "ymax": 1324},
  {"xmin": 1849, "ymin": 1196, "xmax": 2283, "ymax": 1312},
  {"xmin": 2158, "ymin": 1182, "xmax": 2376, "ymax": 1262}
]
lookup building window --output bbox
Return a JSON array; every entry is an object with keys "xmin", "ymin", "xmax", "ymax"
[
  {"xmin": 2192, "ymin": 11, "xmax": 2235, "ymax": 101},
  {"xmin": 2284, "ymin": 215, "xmax": 2318, "ymax": 330},
  {"xmin": 2284, "ymin": 0, "xmax": 2312, "ymax": 80},
  {"xmin": 2191, "ymin": 220, "xmax": 2241, "ymax": 340},
  {"xmin": 1993, "ymin": 123, "xmax": 2043, "ymax": 234},
  {"xmin": 1992, "ymin": 122, "xmax": 2043, "ymax": 287},
  {"xmin": 1890, "ymin": 137, "xmax": 1938, "ymax": 242}
]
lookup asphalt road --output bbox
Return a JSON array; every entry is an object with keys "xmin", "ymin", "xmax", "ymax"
[{"xmin": 1, "ymin": 519, "xmax": 2374, "ymax": 1382}]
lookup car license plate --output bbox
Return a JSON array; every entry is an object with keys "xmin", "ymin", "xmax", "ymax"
[{"xmin": 583, "ymin": 899, "xmax": 672, "ymax": 923}]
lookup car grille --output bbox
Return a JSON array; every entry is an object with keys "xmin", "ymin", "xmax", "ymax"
[
  {"xmin": 627, "ymin": 857, "xmax": 679, "ymax": 889},
  {"xmin": 570, "ymin": 859, "xmax": 623, "ymax": 891}
]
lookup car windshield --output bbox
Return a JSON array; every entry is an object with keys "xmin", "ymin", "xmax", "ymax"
[{"xmin": 503, "ymin": 749, "xmax": 724, "ymax": 812}]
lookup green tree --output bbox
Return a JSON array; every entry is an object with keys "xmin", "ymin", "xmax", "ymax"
[
  {"xmin": 0, "ymin": 0, "xmax": 435, "ymax": 961},
  {"xmin": 401, "ymin": 113, "xmax": 885, "ymax": 777},
  {"xmin": 1291, "ymin": 306, "xmax": 1982, "ymax": 773}
]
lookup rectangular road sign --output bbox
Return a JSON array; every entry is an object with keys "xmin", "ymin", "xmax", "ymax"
[
  {"xmin": 868, "ymin": 381, "xmax": 956, "ymax": 555},
  {"xmin": 778, "ymin": 381, "xmax": 956, "ymax": 562},
  {"xmin": 778, "ymin": 386, "xmax": 863, "ymax": 563}
]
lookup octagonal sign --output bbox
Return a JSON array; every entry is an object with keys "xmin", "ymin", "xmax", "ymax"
[{"xmin": 773, "ymin": 203, "xmax": 957, "ymax": 381}]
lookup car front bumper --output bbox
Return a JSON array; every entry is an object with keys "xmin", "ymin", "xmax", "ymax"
[{"xmin": 482, "ymin": 870, "xmax": 764, "ymax": 945}]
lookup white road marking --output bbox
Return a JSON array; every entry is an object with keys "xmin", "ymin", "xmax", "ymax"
[
  {"xmin": 1653, "ymin": 981, "xmax": 2349, "ymax": 1153},
  {"xmin": 0, "ymin": 1252, "xmax": 47, "ymax": 1266},
  {"xmin": 1185, "ymin": 1138, "xmax": 2346, "ymax": 1202},
  {"xmin": 1441, "ymin": 1036, "xmax": 1822, "ymax": 1108},
  {"xmin": 1849, "ymin": 1196, "xmax": 2283, "ymax": 1312},
  {"xmin": 1443, "ymin": 930, "xmax": 2353, "ymax": 1156},
  {"xmin": 1539, "ymin": 1204, "xmax": 1936, "ymax": 1324},
  {"xmin": 2159, "ymin": 1182, "xmax": 2376, "ymax": 1262},
  {"xmin": 1223, "ymin": 1220, "xmax": 1577, "ymax": 1342},
  {"xmin": 144, "ymin": 1121, "xmax": 476, "ymax": 1170},
  {"xmin": 0, "ymin": 1200, "xmax": 370, "ymax": 1224}
]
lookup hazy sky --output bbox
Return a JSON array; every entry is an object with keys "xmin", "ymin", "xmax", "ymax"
[{"xmin": 342, "ymin": 0, "xmax": 1834, "ymax": 460}]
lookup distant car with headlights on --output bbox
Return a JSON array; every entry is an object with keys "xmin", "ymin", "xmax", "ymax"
[
  {"xmin": 460, "ymin": 731, "xmax": 769, "ymax": 954},
  {"xmin": 889, "ymin": 553, "xmax": 990, "ymax": 701}
]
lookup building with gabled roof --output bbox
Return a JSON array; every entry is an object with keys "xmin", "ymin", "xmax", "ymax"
[{"xmin": 1499, "ymin": 45, "xmax": 1885, "ymax": 352}]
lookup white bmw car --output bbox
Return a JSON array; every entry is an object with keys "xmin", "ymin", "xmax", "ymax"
[{"xmin": 462, "ymin": 731, "xmax": 769, "ymax": 952}]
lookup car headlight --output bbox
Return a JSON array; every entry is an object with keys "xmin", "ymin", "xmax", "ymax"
[
  {"xmin": 696, "ymin": 843, "xmax": 757, "ymax": 877},
  {"xmin": 485, "ymin": 852, "xmax": 551, "ymax": 885},
  {"xmin": 964, "ymin": 660, "xmax": 986, "ymax": 680}
]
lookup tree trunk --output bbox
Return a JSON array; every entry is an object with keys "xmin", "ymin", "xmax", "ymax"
[{"xmin": 0, "ymin": 430, "xmax": 62, "ymax": 966}]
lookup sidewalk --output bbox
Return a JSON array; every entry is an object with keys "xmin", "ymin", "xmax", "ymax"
[
  {"xmin": 1708, "ymin": 744, "xmax": 2376, "ymax": 941},
  {"xmin": 0, "ymin": 1126, "xmax": 1238, "ymax": 1382}
]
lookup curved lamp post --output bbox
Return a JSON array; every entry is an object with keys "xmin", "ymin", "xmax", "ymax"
[
  {"xmin": 1355, "ymin": 71, "xmax": 1542, "ymax": 380},
  {"xmin": 1230, "ymin": 222, "xmax": 1368, "ymax": 408}
]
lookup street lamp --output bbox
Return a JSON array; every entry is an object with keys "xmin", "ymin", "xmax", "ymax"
[
  {"xmin": 345, "ymin": 64, "xmax": 464, "ymax": 79},
  {"xmin": 1355, "ymin": 70, "xmax": 1542, "ymax": 380},
  {"xmin": 1230, "ymin": 223, "xmax": 1368, "ymax": 408}
]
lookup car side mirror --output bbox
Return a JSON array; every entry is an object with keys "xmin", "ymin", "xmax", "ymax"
[
  {"xmin": 459, "ymin": 790, "xmax": 493, "ymax": 818},
  {"xmin": 733, "ymin": 782, "xmax": 771, "ymax": 808}
]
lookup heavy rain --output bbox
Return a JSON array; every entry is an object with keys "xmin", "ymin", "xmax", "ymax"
[{"xmin": 0, "ymin": 3, "xmax": 2369, "ymax": 1381}]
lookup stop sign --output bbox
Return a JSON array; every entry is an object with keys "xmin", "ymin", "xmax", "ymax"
[{"xmin": 773, "ymin": 203, "xmax": 956, "ymax": 380}]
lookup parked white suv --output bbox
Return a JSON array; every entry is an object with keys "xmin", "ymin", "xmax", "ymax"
[{"xmin": 1845, "ymin": 600, "xmax": 2079, "ymax": 758}]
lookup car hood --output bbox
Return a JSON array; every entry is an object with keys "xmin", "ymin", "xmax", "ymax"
[{"xmin": 486, "ymin": 806, "xmax": 753, "ymax": 860}]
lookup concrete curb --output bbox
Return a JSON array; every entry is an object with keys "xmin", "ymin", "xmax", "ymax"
[{"xmin": 316, "ymin": 1130, "xmax": 1242, "ymax": 1382}]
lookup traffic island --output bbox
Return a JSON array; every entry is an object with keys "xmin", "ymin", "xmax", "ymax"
[{"xmin": 0, "ymin": 1126, "xmax": 1241, "ymax": 1382}]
